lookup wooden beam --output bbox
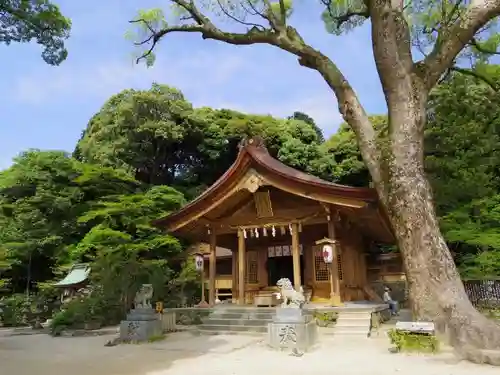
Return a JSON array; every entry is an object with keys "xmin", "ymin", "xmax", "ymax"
[
  {"xmin": 259, "ymin": 171, "xmax": 367, "ymax": 208},
  {"xmin": 212, "ymin": 194, "xmax": 254, "ymax": 221},
  {"xmin": 209, "ymin": 230, "xmax": 216, "ymax": 306},
  {"xmin": 291, "ymin": 222, "xmax": 301, "ymax": 290},
  {"xmin": 237, "ymin": 229, "xmax": 246, "ymax": 305},
  {"xmin": 232, "ymin": 249, "xmax": 238, "ymax": 303}
]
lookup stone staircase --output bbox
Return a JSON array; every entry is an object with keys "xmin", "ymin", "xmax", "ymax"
[
  {"xmin": 329, "ymin": 310, "xmax": 373, "ymax": 337},
  {"xmin": 198, "ymin": 307, "xmax": 275, "ymax": 335},
  {"xmin": 198, "ymin": 306, "xmax": 379, "ymax": 338}
]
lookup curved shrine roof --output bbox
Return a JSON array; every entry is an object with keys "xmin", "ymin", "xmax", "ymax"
[{"xmin": 153, "ymin": 137, "xmax": 385, "ymax": 236}]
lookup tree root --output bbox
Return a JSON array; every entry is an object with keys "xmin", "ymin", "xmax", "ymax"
[
  {"xmin": 456, "ymin": 347, "xmax": 500, "ymax": 366},
  {"xmin": 437, "ymin": 300, "xmax": 500, "ymax": 366}
]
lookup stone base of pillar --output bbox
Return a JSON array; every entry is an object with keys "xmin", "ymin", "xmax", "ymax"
[{"xmin": 330, "ymin": 294, "xmax": 344, "ymax": 307}]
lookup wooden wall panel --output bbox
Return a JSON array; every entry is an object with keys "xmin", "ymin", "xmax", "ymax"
[
  {"xmin": 258, "ymin": 246, "xmax": 268, "ymax": 288},
  {"xmin": 304, "ymin": 244, "xmax": 314, "ymax": 287}
]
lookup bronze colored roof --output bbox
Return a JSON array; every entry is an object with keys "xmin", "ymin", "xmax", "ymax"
[{"xmin": 153, "ymin": 137, "xmax": 384, "ymax": 235}]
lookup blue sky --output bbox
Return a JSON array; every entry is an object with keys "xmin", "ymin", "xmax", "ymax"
[{"xmin": 0, "ymin": 0, "xmax": 386, "ymax": 170}]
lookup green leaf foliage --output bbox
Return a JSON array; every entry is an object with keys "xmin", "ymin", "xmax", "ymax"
[
  {"xmin": 0, "ymin": 0, "xmax": 71, "ymax": 65},
  {"xmin": 75, "ymin": 83, "xmax": 329, "ymax": 198}
]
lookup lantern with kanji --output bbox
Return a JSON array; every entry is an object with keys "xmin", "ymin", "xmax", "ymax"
[
  {"xmin": 322, "ymin": 244, "xmax": 334, "ymax": 264},
  {"xmin": 194, "ymin": 253, "xmax": 204, "ymax": 272},
  {"xmin": 315, "ymin": 237, "xmax": 337, "ymax": 264}
]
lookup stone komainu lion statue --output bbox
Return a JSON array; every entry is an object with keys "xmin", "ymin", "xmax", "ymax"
[
  {"xmin": 276, "ymin": 278, "xmax": 306, "ymax": 308},
  {"xmin": 133, "ymin": 284, "xmax": 154, "ymax": 309}
]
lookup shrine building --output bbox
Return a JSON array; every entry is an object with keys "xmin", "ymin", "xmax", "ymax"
[{"xmin": 154, "ymin": 137, "xmax": 400, "ymax": 307}]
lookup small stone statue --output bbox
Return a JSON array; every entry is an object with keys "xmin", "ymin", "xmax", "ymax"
[
  {"xmin": 276, "ymin": 278, "xmax": 305, "ymax": 309},
  {"xmin": 133, "ymin": 284, "xmax": 154, "ymax": 309}
]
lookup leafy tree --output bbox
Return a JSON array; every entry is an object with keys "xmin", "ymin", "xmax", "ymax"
[
  {"xmin": 128, "ymin": 1, "xmax": 500, "ymax": 358},
  {"xmin": 0, "ymin": 0, "xmax": 71, "ymax": 65},
  {"xmin": 72, "ymin": 185, "xmax": 185, "ymax": 315},
  {"xmin": 0, "ymin": 150, "xmax": 140, "ymax": 294},
  {"xmin": 75, "ymin": 84, "xmax": 327, "ymax": 196},
  {"xmin": 288, "ymin": 111, "xmax": 324, "ymax": 142}
]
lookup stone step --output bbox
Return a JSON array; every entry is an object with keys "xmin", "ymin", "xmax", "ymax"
[
  {"xmin": 211, "ymin": 307, "xmax": 276, "ymax": 314},
  {"xmin": 335, "ymin": 321, "xmax": 371, "ymax": 328},
  {"xmin": 336, "ymin": 313, "xmax": 372, "ymax": 319},
  {"xmin": 202, "ymin": 318, "xmax": 271, "ymax": 327},
  {"xmin": 337, "ymin": 311, "xmax": 372, "ymax": 317},
  {"xmin": 334, "ymin": 329, "xmax": 370, "ymax": 336},
  {"xmin": 198, "ymin": 324, "xmax": 268, "ymax": 334},
  {"xmin": 197, "ymin": 328, "xmax": 265, "ymax": 336},
  {"xmin": 209, "ymin": 312, "xmax": 275, "ymax": 320}
]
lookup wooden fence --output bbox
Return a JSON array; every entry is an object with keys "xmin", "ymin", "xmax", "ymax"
[{"xmin": 463, "ymin": 280, "xmax": 500, "ymax": 307}]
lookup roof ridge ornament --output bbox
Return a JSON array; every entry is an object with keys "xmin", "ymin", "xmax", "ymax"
[{"xmin": 238, "ymin": 136, "xmax": 267, "ymax": 150}]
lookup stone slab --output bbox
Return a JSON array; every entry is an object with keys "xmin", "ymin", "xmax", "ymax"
[
  {"xmin": 267, "ymin": 320, "xmax": 317, "ymax": 352},
  {"xmin": 126, "ymin": 308, "xmax": 158, "ymax": 321},
  {"xmin": 395, "ymin": 321, "xmax": 435, "ymax": 334},
  {"xmin": 119, "ymin": 319, "xmax": 162, "ymax": 342},
  {"xmin": 272, "ymin": 308, "xmax": 312, "ymax": 323}
]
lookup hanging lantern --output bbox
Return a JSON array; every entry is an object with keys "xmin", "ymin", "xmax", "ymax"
[
  {"xmin": 289, "ymin": 224, "xmax": 293, "ymax": 235},
  {"xmin": 254, "ymin": 228, "xmax": 259, "ymax": 238},
  {"xmin": 243, "ymin": 228, "xmax": 247, "ymax": 238},
  {"xmin": 194, "ymin": 253, "xmax": 204, "ymax": 271},
  {"xmin": 250, "ymin": 228, "xmax": 254, "ymax": 238},
  {"xmin": 322, "ymin": 244, "xmax": 334, "ymax": 264},
  {"xmin": 272, "ymin": 226, "xmax": 276, "ymax": 237},
  {"xmin": 263, "ymin": 227, "xmax": 268, "ymax": 236}
]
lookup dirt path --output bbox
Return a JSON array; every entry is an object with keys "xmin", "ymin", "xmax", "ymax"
[{"xmin": 1, "ymin": 331, "xmax": 499, "ymax": 375}]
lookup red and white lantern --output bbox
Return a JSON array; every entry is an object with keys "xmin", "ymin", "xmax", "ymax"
[
  {"xmin": 322, "ymin": 244, "xmax": 334, "ymax": 264},
  {"xmin": 194, "ymin": 253, "xmax": 204, "ymax": 271}
]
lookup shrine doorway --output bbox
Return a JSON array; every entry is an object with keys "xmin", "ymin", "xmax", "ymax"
[{"xmin": 266, "ymin": 244, "xmax": 305, "ymax": 287}]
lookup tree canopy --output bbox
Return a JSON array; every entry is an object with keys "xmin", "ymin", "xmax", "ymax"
[
  {"xmin": 75, "ymin": 83, "xmax": 329, "ymax": 197},
  {"xmin": 124, "ymin": 1, "xmax": 500, "ymax": 357},
  {"xmin": 0, "ymin": 0, "xmax": 71, "ymax": 65}
]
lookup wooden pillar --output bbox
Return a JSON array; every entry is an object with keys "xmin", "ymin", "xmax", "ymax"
[
  {"xmin": 327, "ymin": 217, "xmax": 343, "ymax": 306},
  {"xmin": 232, "ymin": 249, "xmax": 238, "ymax": 303},
  {"xmin": 291, "ymin": 222, "xmax": 302, "ymax": 290},
  {"xmin": 237, "ymin": 229, "xmax": 246, "ymax": 305},
  {"xmin": 209, "ymin": 231, "xmax": 216, "ymax": 306}
]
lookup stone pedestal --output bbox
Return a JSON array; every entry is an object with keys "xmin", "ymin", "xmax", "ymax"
[
  {"xmin": 119, "ymin": 308, "xmax": 162, "ymax": 342},
  {"xmin": 267, "ymin": 308, "xmax": 318, "ymax": 352}
]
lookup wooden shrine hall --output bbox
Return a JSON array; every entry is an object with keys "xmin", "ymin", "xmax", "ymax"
[{"xmin": 154, "ymin": 137, "xmax": 395, "ymax": 306}]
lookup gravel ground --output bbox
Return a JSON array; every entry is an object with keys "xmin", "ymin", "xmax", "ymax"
[{"xmin": 1, "ymin": 330, "xmax": 499, "ymax": 375}]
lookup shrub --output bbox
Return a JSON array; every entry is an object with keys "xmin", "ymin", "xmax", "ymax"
[
  {"xmin": 314, "ymin": 311, "xmax": 338, "ymax": 327},
  {"xmin": 0, "ymin": 294, "xmax": 30, "ymax": 327},
  {"xmin": 49, "ymin": 290, "xmax": 124, "ymax": 335},
  {"xmin": 387, "ymin": 328, "xmax": 440, "ymax": 353}
]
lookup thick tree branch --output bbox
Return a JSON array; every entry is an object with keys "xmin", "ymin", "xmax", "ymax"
[
  {"xmin": 369, "ymin": 0, "xmax": 414, "ymax": 98},
  {"xmin": 130, "ymin": 0, "xmax": 384, "ymax": 190},
  {"xmin": 420, "ymin": 0, "xmax": 500, "ymax": 89}
]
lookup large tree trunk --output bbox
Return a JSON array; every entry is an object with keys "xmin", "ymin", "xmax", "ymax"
[{"xmin": 379, "ymin": 83, "xmax": 500, "ymax": 364}]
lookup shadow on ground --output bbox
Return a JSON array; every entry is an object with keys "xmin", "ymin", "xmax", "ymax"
[{"xmin": 0, "ymin": 330, "xmax": 260, "ymax": 375}]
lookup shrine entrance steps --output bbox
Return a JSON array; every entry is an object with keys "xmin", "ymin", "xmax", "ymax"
[
  {"xmin": 196, "ymin": 304, "xmax": 389, "ymax": 337},
  {"xmin": 327, "ymin": 310, "xmax": 373, "ymax": 337},
  {"xmin": 198, "ymin": 306, "xmax": 275, "ymax": 336}
]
